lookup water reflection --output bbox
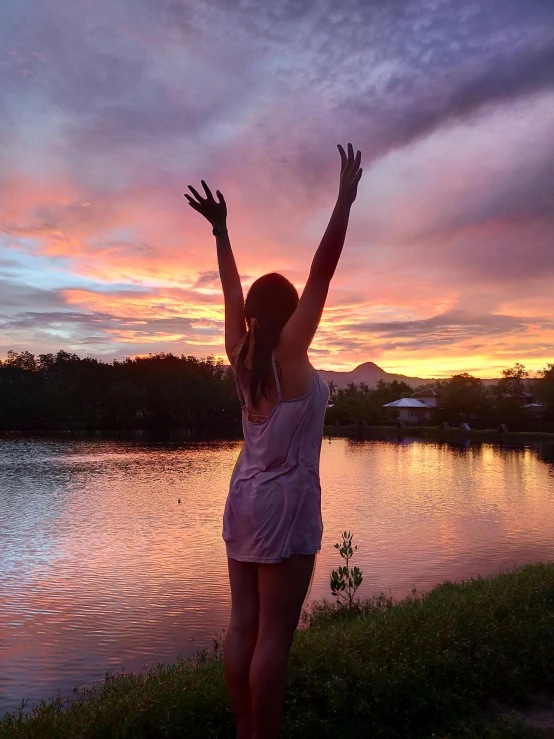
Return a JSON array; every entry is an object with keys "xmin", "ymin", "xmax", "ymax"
[{"xmin": 1, "ymin": 436, "xmax": 553, "ymax": 715}]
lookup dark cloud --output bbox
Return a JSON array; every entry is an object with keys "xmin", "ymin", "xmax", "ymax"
[
  {"xmin": 0, "ymin": 257, "xmax": 22, "ymax": 278},
  {"xmin": 215, "ymin": 0, "xmax": 554, "ymax": 182},
  {"xmin": 193, "ymin": 270, "xmax": 220, "ymax": 288},
  {"xmin": 427, "ymin": 148, "xmax": 554, "ymax": 236},
  {"xmin": 1, "ymin": 0, "xmax": 553, "ymax": 366},
  {"xmin": 428, "ymin": 218, "xmax": 554, "ymax": 284},
  {"xmin": 0, "ymin": 3, "xmax": 146, "ymax": 115},
  {"xmin": 0, "ymin": 278, "xmax": 222, "ymax": 358},
  {"xmin": 347, "ymin": 39, "xmax": 554, "ymax": 162},
  {"xmin": 1, "ymin": 311, "xmax": 115, "ymax": 329},
  {"xmin": 4, "ymin": 0, "xmax": 552, "ymax": 169},
  {"xmin": 351, "ymin": 310, "xmax": 552, "ymax": 341},
  {"xmin": 0, "ymin": 302, "xmax": 210, "ymax": 357},
  {"xmin": 0, "ymin": 278, "xmax": 66, "ymax": 310},
  {"xmin": 374, "ymin": 335, "xmax": 554, "ymax": 355},
  {"xmin": 316, "ymin": 309, "xmax": 554, "ymax": 357}
]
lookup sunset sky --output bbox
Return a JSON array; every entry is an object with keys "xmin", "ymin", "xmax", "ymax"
[{"xmin": 1, "ymin": 0, "xmax": 553, "ymax": 377}]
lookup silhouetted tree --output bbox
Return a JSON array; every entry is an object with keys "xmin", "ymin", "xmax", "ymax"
[
  {"xmin": 437, "ymin": 373, "xmax": 492, "ymax": 427},
  {"xmin": 492, "ymin": 363, "xmax": 531, "ymax": 429},
  {"xmin": 532, "ymin": 363, "xmax": 554, "ymax": 420},
  {"xmin": 325, "ymin": 379, "xmax": 413, "ymax": 426},
  {"xmin": 497, "ymin": 363, "xmax": 529, "ymax": 403},
  {"xmin": 3, "ymin": 351, "xmax": 553, "ymax": 432},
  {"xmin": 0, "ymin": 350, "xmax": 239, "ymax": 431}
]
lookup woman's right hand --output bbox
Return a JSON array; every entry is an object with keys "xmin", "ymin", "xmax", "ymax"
[{"xmin": 337, "ymin": 143, "xmax": 363, "ymax": 206}]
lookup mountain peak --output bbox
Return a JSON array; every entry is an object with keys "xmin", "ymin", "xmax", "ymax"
[
  {"xmin": 353, "ymin": 361, "xmax": 381, "ymax": 371},
  {"xmin": 317, "ymin": 360, "xmax": 429, "ymax": 390}
]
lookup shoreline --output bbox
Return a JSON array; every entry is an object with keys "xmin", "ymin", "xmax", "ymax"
[
  {"xmin": 2, "ymin": 562, "xmax": 553, "ymax": 738},
  {"xmin": 1, "ymin": 424, "xmax": 554, "ymax": 444},
  {"xmin": 324, "ymin": 423, "xmax": 554, "ymax": 442}
]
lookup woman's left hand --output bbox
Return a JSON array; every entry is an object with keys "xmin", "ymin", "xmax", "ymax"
[{"xmin": 185, "ymin": 181, "xmax": 227, "ymax": 228}]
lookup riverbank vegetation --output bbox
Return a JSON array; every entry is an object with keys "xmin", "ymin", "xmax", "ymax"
[
  {"xmin": 1, "ymin": 350, "xmax": 554, "ymax": 434},
  {"xmin": 326, "ymin": 363, "xmax": 554, "ymax": 432},
  {"xmin": 0, "ymin": 350, "xmax": 239, "ymax": 432},
  {"xmin": 2, "ymin": 562, "xmax": 553, "ymax": 738}
]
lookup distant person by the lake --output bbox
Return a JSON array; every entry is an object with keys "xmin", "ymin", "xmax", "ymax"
[{"xmin": 185, "ymin": 142, "xmax": 363, "ymax": 739}]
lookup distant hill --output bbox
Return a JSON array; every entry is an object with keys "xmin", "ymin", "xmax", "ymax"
[
  {"xmin": 223, "ymin": 358, "xmax": 501, "ymax": 389},
  {"xmin": 316, "ymin": 361, "xmax": 499, "ymax": 390}
]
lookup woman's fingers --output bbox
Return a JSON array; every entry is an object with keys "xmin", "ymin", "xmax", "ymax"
[
  {"xmin": 338, "ymin": 143, "xmax": 361, "ymax": 174},
  {"xmin": 337, "ymin": 144, "xmax": 347, "ymax": 170},
  {"xmin": 184, "ymin": 194, "xmax": 201, "ymax": 210},
  {"xmin": 187, "ymin": 185, "xmax": 204, "ymax": 203},
  {"xmin": 216, "ymin": 190, "xmax": 226, "ymax": 206},
  {"xmin": 201, "ymin": 180, "xmax": 214, "ymax": 201}
]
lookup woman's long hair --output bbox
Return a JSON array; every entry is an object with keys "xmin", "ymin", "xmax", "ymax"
[{"xmin": 235, "ymin": 273, "xmax": 299, "ymax": 408}]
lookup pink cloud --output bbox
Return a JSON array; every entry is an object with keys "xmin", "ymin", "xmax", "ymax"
[{"xmin": 1, "ymin": 0, "xmax": 553, "ymax": 374}]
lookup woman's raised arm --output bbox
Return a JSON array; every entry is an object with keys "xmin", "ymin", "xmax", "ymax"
[
  {"xmin": 310, "ymin": 143, "xmax": 362, "ymax": 281},
  {"xmin": 279, "ymin": 143, "xmax": 363, "ymax": 356},
  {"xmin": 185, "ymin": 181, "xmax": 246, "ymax": 362}
]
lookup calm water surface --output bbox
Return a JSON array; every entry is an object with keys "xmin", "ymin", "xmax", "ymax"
[{"xmin": 1, "ymin": 435, "xmax": 554, "ymax": 715}]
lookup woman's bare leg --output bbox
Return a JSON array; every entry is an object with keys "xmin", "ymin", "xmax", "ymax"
[
  {"xmin": 250, "ymin": 554, "xmax": 316, "ymax": 739},
  {"xmin": 224, "ymin": 558, "xmax": 260, "ymax": 739}
]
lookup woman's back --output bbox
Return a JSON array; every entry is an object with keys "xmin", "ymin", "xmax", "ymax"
[
  {"xmin": 235, "ymin": 347, "xmax": 315, "ymax": 421},
  {"xmin": 222, "ymin": 348, "xmax": 330, "ymax": 563}
]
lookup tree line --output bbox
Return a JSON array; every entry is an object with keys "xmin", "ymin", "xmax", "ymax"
[
  {"xmin": 0, "ymin": 350, "xmax": 239, "ymax": 431},
  {"xmin": 1, "ymin": 351, "xmax": 553, "ymax": 432},
  {"xmin": 326, "ymin": 363, "xmax": 554, "ymax": 431}
]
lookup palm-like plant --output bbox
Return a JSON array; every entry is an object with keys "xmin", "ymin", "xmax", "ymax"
[{"xmin": 330, "ymin": 531, "xmax": 363, "ymax": 608}]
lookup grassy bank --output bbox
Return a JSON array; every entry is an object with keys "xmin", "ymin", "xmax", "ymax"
[
  {"xmin": 2, "ymin": 563, "xmax": 554, "ymax": 738},
  {"xmin": 324, "ymin": 424, "xmax": 554, "ymax": 442}
]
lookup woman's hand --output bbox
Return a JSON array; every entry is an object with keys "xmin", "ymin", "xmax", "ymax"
[
  {"xmin": 185, "ymin": 181, "xmax": 227, "ymax": 229},
  {"xmin": 337, "ymin": 143, "xmax": 362, "ymax": 206}
]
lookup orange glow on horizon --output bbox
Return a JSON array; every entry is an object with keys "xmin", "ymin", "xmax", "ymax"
[{"xmin": 2, "ymin": 107, "xmax": 553, "ymax": 378}]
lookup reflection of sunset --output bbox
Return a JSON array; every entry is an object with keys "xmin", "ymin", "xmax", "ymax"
[{"xmin": 2, "ymin": 437, "xmax": 554, "ymax": 714}]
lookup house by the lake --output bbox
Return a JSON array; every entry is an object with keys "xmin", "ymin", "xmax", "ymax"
[
  {"xmin": 383, "ymin": 387, "xmax": 442, "ymax": 424},
  {"xmin": 496, "ymin": 390, "xmax": 547, "ymax": 416},
  {"xmin": 411, "ymin": 388, "xmax": 442, "ymax": 407},
  {"xmin": 382, "ymin": 397, "xmax": 432, "ymax": 423}
]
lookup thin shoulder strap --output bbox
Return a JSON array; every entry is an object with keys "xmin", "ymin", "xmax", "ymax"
[
  {"xmin": 271, "ymin": 348, "xmax": 282, "ymax": 401},
  {"xmin": 234, "ymin": 369, "xmax": 245, "ymax": 407}
]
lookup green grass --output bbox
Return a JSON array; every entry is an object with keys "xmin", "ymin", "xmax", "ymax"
[{"xmin": 2, "ymin": 563, "xmax": 554, "ymax": 738}]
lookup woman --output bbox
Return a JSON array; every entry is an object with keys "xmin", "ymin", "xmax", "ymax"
[{"xmin": 185, "ymin": 143, "xmax": 362, "ymax": 739}]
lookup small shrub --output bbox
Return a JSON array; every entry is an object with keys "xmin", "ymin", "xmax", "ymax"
[{"xmin": 330, "ymin": 531, "xmax": 363, "ymax": 608}]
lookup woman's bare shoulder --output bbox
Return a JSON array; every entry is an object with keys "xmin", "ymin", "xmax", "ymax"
[
  {"xmin": 274, "ymin": 343, "xmax": 313, "ymax": 397},
  {"xmin": 274, "ymin": 341, "xmax": 310, "ymax": 368}
]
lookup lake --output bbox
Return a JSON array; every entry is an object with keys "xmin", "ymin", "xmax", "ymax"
[{"xmin": 1, "ymin": 434, "xmax": 554, "ymax": 716}]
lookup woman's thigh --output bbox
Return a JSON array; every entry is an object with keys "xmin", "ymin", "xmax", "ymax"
[
  {"xmin": 227, "ymin": 557, "xmax": 260, "ymax": 631},
  {"xmin": 257, "ymin": 554, "xmax": 316, "ymax": 638}
]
